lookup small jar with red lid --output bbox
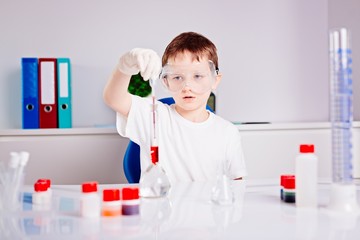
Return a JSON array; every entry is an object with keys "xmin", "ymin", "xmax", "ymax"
[
  {"xmin": 102, "ymin": 189, "xmax": 121, "ymax": 217},
  {"xmin": 81, "ymin": 181, "xmax": 100, "ymax": 218},
  {"xmin": 122, "ymin": 187, "xmax": 140, "ymax": 215},
  {"xmin": 282, "ymin": 175, "xmax": 296, "ymax": 203},
  {"xmin": 280, "ymin": 175, "xmax": 295, "ymax": 201},
  {"xmin": 33, "ymin": 180, "xmax": 51, "ymax": 210},
  {"xmin": 36, "ymin": 178, "xmax": 52, "ymax": 198}
]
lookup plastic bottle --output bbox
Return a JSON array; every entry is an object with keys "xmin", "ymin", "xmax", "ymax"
[
  {"xmin": 121, "ymin": 187, "xmax": 140, "ymax": 215},
  {"xmin": 102, "ymin": 189, "xmax": 121, "ymax": 217},
  {"xmin": 33, "ymin": 181, "xmax": 51, "ymax": 210},
  {"xmin": 295, "ymin": 144, "xmax": 318, "ymax": 208},
  {"xmin": 36, "ymin": 178, "xmax": 52, "ymax": 198},
  {"xmin": 81, "ymin": 181, "xmax": 101, "ymax": 218}
]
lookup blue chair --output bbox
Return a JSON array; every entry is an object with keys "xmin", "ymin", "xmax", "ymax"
[{"xmin": 123, "ymin": 97, "xmax": 214, "ymax": 183}]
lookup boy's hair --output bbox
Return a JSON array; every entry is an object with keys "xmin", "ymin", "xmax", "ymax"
[{"xmin": 162, "ymin": 32, "xmax": 219, "ymax": 70}]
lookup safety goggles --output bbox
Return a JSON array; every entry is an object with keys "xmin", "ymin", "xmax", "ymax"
[{"xmin": 160, "ymin": 60, "xmax": 218, "ymax": 94}]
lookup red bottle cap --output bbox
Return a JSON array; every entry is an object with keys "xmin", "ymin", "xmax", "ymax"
[
  {"xmin": 122, "ymin": 187, "xmax": 139, "ymax": 200},
  {"xmin": 282, "ymin": 175, "xmax": 295, "ymax": 189},
  {"xmin": 280, "ymin": 174, "xmax": 295, "ymax": 186},
  {"xmin": 103, "ymin": 189, "xmax": 120, "ymax": 201},
  {"xmin": 299, "ymin": 144, "xmax": 314, "ymax": 153},
  {"xmin": 34, "ymin": 181, "xmax": 48, "ymax": 192},
  {"xmin": 82, "ymin": 181, "xmax": 98, "ymax": 193},
  {"xmin": 37, "ymin": 178, "xmax": 51, "ymax": 188}
]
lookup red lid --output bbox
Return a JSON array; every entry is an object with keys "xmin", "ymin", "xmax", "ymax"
[
  {"xmin": 283, "ymin": 175, "xmax": 295, "ymax": 189},
  {"xmin": 82, "ymin": 181, "xmax": 98, "ymax": 193},
  {"xmin": 299, "ymin": 144, "xmax": 314, "ymax": 153},
  {"xmin": 34, "ymin": 181, "xmax": 48, "ymax": 192},
  {"xmin": 280, "ymin": 175, "xmax": 295, "ymax": 186},
  {"xmin": 103, "ymin": 189, "xmax": 120, "ymax": 201},
  {"xmin": 37, "ymin": 178, "xmax": 51, "ymax": 188},
  {"xmin": 122, "ymin": 187, "xmax": 139, "ymax": 200}
]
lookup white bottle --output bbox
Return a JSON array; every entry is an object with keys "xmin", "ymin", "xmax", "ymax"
[
  {"xmin": 295, "ymin": 144, "xmax": 318, "ymax": 208},
  {"xmin": 33, "ymin": 181, "xmax": 51, "ymax": 211},
  {"xmin": 36, "ymin": 178, "xmax": 52, "ymax": 198},
  {"xmin": 80, "ymin": 182, "xmax": 101, "ymax": 218}
]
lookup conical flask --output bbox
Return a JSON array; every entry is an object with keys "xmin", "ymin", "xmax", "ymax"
[{"xmin": 211, "ymin": 159, "xmax": 234, "ymax": 205}]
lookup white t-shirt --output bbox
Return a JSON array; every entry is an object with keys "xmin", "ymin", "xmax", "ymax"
[{"xmin": 117, "ymin": 95, "xmax": 247, "ymax": 183}]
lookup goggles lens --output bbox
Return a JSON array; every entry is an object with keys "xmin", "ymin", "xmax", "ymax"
[{"xmin": 160, "ymin": 61, "xmax": 217, "ymax": 94}]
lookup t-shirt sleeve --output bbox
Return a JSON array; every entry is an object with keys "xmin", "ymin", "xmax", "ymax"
[
  {"xmin": 227, "ymin": 126, "xmax": 248, "ymax": 179},
  {"xmin": 116, "ymin": 95, "xmax": 151, "ymax": 146}
]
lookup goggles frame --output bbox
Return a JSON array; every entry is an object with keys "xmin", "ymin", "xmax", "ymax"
[{"xmin": 160, "ymin": 60, "xmax": 218, "ymax": 94}]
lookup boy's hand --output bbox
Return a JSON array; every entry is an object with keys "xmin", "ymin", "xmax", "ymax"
[{"xmin": 118, "ymin": 48, "xmax": 162, "ymax": 81}]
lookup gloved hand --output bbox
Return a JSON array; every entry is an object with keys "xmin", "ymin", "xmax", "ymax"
[{"xmin": 117, "ymin": 48, "xmax": 162, "ymax": 81}]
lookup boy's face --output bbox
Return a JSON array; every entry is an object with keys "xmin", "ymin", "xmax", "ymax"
[{"xmin": 164, "ymin": 51, "xmax": 222, "ymax": 113}]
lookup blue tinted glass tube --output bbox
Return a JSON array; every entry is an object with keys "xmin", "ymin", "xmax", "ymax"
[{"xmin": 329, "ymin": 28, "xmax": 353, "ymax": 184}]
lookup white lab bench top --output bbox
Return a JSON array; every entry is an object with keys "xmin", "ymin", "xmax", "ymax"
[{"xmin": 1, "ymin": 180, "xmax": 360, "ymax": 239}]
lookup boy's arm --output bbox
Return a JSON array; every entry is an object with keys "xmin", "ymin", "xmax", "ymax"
[
  {"xmin": 103, "ymin": 69, "xmax": 132, "ymax": 117},
  {"xmin": 103, "ymin": 48, "xmax": 162, "ymax": 117}
]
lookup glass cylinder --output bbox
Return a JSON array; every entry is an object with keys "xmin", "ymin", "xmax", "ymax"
[{"xmin": 329, "ymin": 28, "xmax": 353, "ymax": 184}]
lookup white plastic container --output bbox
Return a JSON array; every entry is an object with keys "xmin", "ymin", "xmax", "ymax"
[
  {"xmin": 36, "ymin": 178, "xmax": 52, "ymax": 198},
  {"xmin": 121, "ymin": 187, "xmax": 140, "ymax": 215},
  {"xmin": 33, "ymin": 181, "xmax": 51, "ymax": 211},
  {"xmin": 102, "ymin": 189, "xmax": 121, "ymax": 217},
  {"xmin": 80, "ymin": 182, "xmax": 101, "ymax": 218},
  {"xmin": 295, "ymin": 144, "xmax": 318, "ymax": 208}
]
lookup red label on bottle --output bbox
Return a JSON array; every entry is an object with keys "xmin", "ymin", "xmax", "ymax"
[{"xmin": 151, "ymin": 146, "xmax": 159, "ymax": 164}]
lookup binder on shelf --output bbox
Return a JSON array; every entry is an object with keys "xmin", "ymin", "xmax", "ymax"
[
  {"xmin": 21, "ymin": 58, "xmax": 39, "ymax": 129},
  {"xmin": 38, "ymin": 58, "xmax": 58, "ymax": 128},
  {"xmin": 57, "ymin": 58, "xmax": 72, "ymax": 128}
]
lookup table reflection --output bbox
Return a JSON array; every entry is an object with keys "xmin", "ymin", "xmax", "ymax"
[{"xmin": 2, "ymin": 181, "xmax": 359, "ymax": 239}]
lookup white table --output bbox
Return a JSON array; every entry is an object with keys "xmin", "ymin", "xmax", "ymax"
[{"xmin": 1, "ymin": 180, "xmax": 360, "ymax": 239}]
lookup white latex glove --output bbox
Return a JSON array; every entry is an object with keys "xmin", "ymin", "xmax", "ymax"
[{"xmin": 117, "ymin": 48, "xmax": 162, "ymax": 81}]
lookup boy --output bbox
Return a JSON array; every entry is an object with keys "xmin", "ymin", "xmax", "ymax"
[{"xmin": 103, "ymin": 32, "xmax": 246, "ymax": 183}]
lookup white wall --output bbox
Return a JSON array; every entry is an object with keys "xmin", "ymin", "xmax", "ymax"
[
  {"xmin": 328, "ymin": 0, "xmax": 360, "ymax": 121},
  {"xmin": 0, "ymin": 0, "xmax": 333, "ymax": 130}
]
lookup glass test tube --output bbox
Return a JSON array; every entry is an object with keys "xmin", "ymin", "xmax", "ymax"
[{"xmin": 150, "ymin": 96, "xmax": 159, "ymax": 164}]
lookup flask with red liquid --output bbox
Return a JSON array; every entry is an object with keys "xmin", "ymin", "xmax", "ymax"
[{"xmin": 139, "ymin": 99, "xmax": 171, "ymax": 198}]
